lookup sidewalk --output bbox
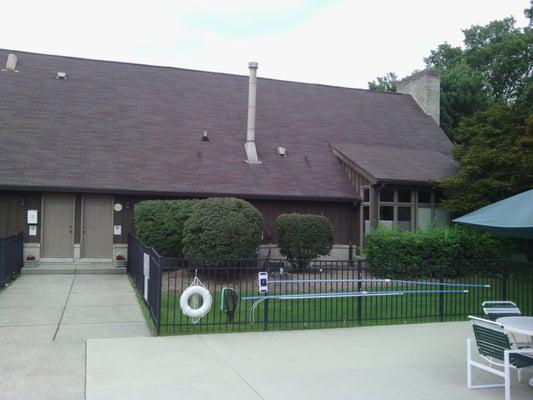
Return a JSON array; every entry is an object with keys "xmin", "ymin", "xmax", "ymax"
[{"xmin": 0, "ymin": 273, "xmax": 150, "ymax": 400}]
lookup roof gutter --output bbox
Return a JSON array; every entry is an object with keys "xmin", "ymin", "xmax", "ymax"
[{"xmin": 0, "ymin": 184, "xmax": 359, "ymax": 203}]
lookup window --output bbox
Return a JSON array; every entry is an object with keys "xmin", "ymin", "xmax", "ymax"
[
  {"xmin": 362, "ymin": 188, "xmax": 370, "ymax": 203},
  {"xmin": 363, "ymin": 205, "xmax": 370, "ymax": 236},
  {"xmin": 434, "ymin": 190, "xmax": 445, "ymax": 204},
  {"xmin": 398, "ymin": 206, "xmax": 411, "ymax": 231},
  {"xmin": 418, "ymin": 189, "xmax": 432, "ymax": 204},
  {"xmin": 379, "ymin": 205, "xmax": 394, "ymax": 228},
  {"xmin": 379, "ymin": 188, "xmax": 394, "ymax": 202},
  {"xmin": 417, "ymin": 207, "xmax": 432, "ymax": 230},
  {"xmin": 397, "ymin": 189, "xmax": 412, "ymax": 203},
  {"xmin": 434, "ymin": 208, "xmax": 448, "ymax": 227}
]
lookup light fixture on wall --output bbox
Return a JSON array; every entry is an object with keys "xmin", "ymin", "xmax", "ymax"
[{"xmin": 19, "ymin": 197, "xmax": 26, "ymax": 207}]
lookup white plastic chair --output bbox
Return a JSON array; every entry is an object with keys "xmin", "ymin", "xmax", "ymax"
[{"xmin": 467, "ymin": 316, "xmax": 533, "ymax": 400}]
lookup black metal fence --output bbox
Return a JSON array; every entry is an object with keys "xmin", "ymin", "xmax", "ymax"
[
  {"xmin": 158, "ymin": 257, "xmax": 533, "ymax": 335},
  {"xmin": 0, "ymin": 232, "xmax": 24, "ymax": 288},
  {"xmin": 126, "ymin": 236, "xmax": 533, "ymax": 336},
  {"xmin": 127, "ymin": 234, "xmax": 162, "ymax": 334}
]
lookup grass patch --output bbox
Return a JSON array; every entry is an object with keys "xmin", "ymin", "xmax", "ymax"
[
  {"xmin": 128, "ymin": 276, "xmax": 158, "ymax": 336},
  {"xmin": 158, "ymin": 276, "xmax": 533, "ymax": 336}
]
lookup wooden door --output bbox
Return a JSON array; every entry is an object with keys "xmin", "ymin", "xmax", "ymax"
[
  {"xmin": 81, "ymin": 195, "xmax": 113, "ymax": 259},
  {"xmin": 42, "ymin": 193, "xmax": 74, "ymax": 258}
]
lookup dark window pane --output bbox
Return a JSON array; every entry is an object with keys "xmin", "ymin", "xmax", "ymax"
[
  {"xmin": 398, "ymin": 206, "xmax": 411, "ymax": 221},
  {"xmin": 434, "ymin": 190, "xmax": 445, "ymax": 204},
  {"xmin": 398, "ymin": 207, "xmax": 411, "ymax": 231},
  {"xmin": 379, "ymin": 206, "xmax": 394, "ymax": 220},
  {"xmin": 398, "ymin": 189, "xmax": 412, "ymax": 203},
  {"xmin": 379, "ymin": 188, "xmax": 394, "ymax": 202},
  {"xmin": 418, "ymin": 189, "xmax": 432, "ymax": 203},
  {"xmin": 363, "ymin": 188, "xmax": 370, "ymax": 203},
  {"xmin": 379, "ymin": 206, "xmax": 394, "ymax": 229},
  {"xmin": 363, "ymin": 206, "xmax": 369, "ymax": 221}
]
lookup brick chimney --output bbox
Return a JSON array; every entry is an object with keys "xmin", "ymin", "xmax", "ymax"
[{"xmin": 396, "ymin": 70, "xmax": 440, "ymax": 125}]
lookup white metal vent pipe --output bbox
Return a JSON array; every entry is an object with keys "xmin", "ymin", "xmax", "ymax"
[{"xmin": 245, "ymin": 61, "xmax": 261, "ymax": 164}]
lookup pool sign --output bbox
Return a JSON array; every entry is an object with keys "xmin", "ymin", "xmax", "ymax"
[
  {"xmin": 258, "ymin": 271, "xmax": 268, "ymax": 294},
  {"xmin": 143, "ymin": 253, "xmax": 150, "ymax": 301}
]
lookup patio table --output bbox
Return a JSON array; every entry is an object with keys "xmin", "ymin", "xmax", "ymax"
[
  {"xmin": 496, "ymin": 316, "xmax": 533, "ymax": 388},
  {"xmin": 497, "ymin": 316, "xmax": 533, "ymax": 336}
]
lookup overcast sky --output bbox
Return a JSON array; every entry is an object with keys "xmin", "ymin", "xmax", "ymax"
[{"xmin": 1, "ymin": 0, "xmax": 529, "ymax": 88}]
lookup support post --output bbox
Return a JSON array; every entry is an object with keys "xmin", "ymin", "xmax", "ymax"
[{"xmin": 357, "ymin": 260, "xmax": 363, "ymax": 326}]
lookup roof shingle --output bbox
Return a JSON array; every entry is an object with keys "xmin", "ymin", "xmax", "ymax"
[{"xmin": 0, "ymin": 50, "xmax": 455, "ymax": 201}]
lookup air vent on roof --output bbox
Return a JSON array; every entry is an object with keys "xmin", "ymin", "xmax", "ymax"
[
  {"xmin": 4, "ymin": 54, "xmax": 17, "ymax": 71},
  {"xmin": 277, "ymin": 147, "xmax": 287, "ymax": 157},
  {"xmin": 202, "ymin": 130, "xmax": 209, "ymax": 142},
  {"xmin": 56, "ymin": 72, "xmax": 67, "ymax": 80}
]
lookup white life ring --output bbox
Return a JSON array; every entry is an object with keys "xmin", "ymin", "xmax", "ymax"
[{"xmin": 180, "ymin": 286, "xmax": 212, "ymax": 318}]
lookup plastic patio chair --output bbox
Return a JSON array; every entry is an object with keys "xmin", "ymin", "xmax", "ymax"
[
  {"xmin": 482, "ymin": 301, "xmax": 522, "ymax": 320},
  {"xmin": 482, "ymin": 301, "xmax": 530, "ymax": 349},
  {"xmin": 467, "ymin": 316, "xmax": 533, "ymax": 400}
]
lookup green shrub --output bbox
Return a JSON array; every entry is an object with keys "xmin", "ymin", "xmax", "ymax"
[
  {"xmin": 363, "ymin": 226, "xmax": 509, "ymax": 278},
  {"xmin": 276, "ymin": 213, "xmax": 333, "ymax": 269},
  {"xmin": 182, "ymin": 198, "xmax": 263, "ymax": 263},
  {"xmin": 134, "ymin": 200, "xmax": 198, "ymax": 257}
]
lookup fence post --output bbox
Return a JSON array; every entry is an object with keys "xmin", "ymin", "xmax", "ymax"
[
  {"xmin": 0, "ymin": 238, "xmax": 4, "ymax": 287},
  {"xmin": 156, "ymin": 255, "xmax": 163, "ymax": 336},
  {"xmin": 357, "ymin": 260, "xmax": 362, "ymax": 326},
  {"xmin": 501, "ymin": 258, "xmax": 509, "ymax": 301},
  {"xmin": 439, "ymin": 264, "xmax": 444, "ymax": 322},
  {"xmin": 263, "ymin": 296, "xmax": 269, "ymax": 331}
]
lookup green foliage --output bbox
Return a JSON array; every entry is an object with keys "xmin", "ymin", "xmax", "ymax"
[
  {"xmin": 134, "ymin": 200, "xmax": 198, "ymax": 257},
  {"xmin": 440, "ymin": 104, "xmax": 533, "ymax": 214},
  {"xmin": 276, "ymin": 213, "xmax": 333, "ymax": 269},
  {"xmin": 432, "ymin": 58, "xmax": 489, "ymax": 139},
  {"xmin": 367, "ymin": 72, "xmax": 397, "ymax": 92},
  {"xmin": 182, "ymin": 198, "xmax": 263, "ymax": 263},
  {"xmin": 364, "ymin": 226, "xmax": 509, "ymax": 278},
  {"xmin": 461, "ymin": 18, "xmax": 532, "ymax": 102}
]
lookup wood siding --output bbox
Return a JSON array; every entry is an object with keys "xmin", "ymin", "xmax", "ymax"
[
  {"xmin": 0, "ymin": 192, "xmax": 42, "ymax": 242},
  {"xmin": 1, "ymin": 191, "xmax": 357, "ymax": 246}
]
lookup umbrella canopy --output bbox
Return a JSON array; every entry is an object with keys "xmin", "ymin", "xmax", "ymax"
[{"xmin": 453, "ymin": 189, "xmax": 533, "ymax": 239}]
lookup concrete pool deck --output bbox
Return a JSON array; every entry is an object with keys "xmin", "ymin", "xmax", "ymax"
[{"xmin": 87, "ymin": 321, "xmax": 533, "ymax": 400}]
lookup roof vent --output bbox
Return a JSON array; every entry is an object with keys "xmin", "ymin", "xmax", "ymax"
[
  {"xmin": 277, "ymin": 147, "xmax": 287, "ymax": 157},
  {"xmin": 56, "ymin": 72, "xmax": 67, "ymax": 80},
  {"xmin": 202, "ymin": 130, "xmax": 209, "ymax": 142},
  {"xmin": 4, "ymin": 54, "xmax": 17, "ymax": 71}
]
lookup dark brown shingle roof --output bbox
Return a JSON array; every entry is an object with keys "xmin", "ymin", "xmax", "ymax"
[
  {"xmin": 0, "ymin": 50, "xmax": 455, "ymax": 201},
  {"xmin": 333, "ymin": 143, "xmax": 457, "ymax": 184}
]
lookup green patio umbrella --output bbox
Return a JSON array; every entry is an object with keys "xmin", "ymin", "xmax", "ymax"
[{"xmin": 453, "ymin": 189, "xmax": 533, "ymax": 239}]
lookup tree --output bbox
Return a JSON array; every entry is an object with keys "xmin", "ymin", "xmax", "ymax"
[
  {"xmin": 368, "ymin": 72, "xmax": 397, "ymax": 92},
  {"xmin": 425, "ymin": 44, "xmax": 489, "ymax": 139},
  {"xmin": 461, "ymin": 17, "xmax": 533, "ymax": 102},
  {"xmin": 440, "ymin": 104, "xmax": 533, "ymax": 214}
]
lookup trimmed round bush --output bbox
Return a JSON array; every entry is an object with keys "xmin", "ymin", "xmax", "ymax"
[
  {"xmin": 134, "ymin": 200, "xmax": 198, "ymax": 257},
  {"xmin": 276, "ymin": 213, "xmax": 333, "ymax": 269},
  {"xmin": 182, "ymin": 198, "xmax": 264, "ymax": 263},
  {"xmin": 363, "ymin": 226, "xmax": 509, "ymax": 278}
]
